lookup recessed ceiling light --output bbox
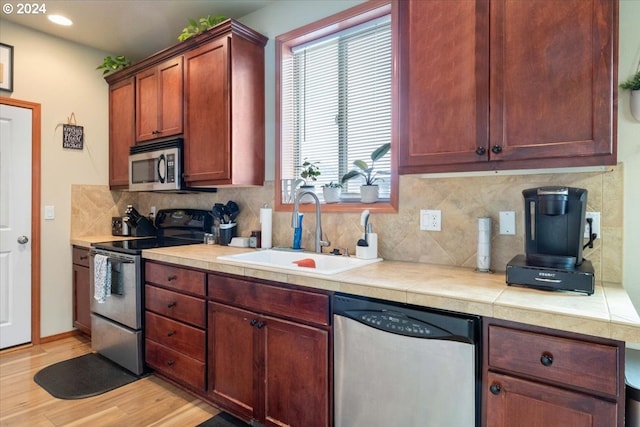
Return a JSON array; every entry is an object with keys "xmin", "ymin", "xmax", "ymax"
[{"xmin": 48, "ymin": 15, "xmax": 73, "ymax": 26}]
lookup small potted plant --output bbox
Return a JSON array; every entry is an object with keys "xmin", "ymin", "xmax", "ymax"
[
  {"xmin": 322, "ymin": 181, "xmax": 342, "ymax": 203},
  {"xmin": 96, "ymin": 55, "xmax": 131, "ymax": 76},
  {"xmin": 178, "ymin": 15, "xmax": 227, "ymax": 42},
  {"xmin": 341, "ymin": 143, "xmax": 390, "ymax": 203},
  {"xmin": 620, "ymin": 70, "xmax": 640, "ymax": 121},
  {"xmin": 297, "ymin": 158, "xmax": 320, "ymax": 202}
]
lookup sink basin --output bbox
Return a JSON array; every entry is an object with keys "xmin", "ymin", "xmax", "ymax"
[{"xmin": 217, "ymin": 249, "xmax": 382, "ymax": 275}]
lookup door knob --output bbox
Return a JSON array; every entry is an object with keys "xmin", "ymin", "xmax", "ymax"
[{"xmin": 17, "ymin": 235, "xmax": 29, "ymax": 244}]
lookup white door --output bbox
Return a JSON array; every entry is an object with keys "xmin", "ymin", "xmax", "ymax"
[{"xmin": 0, "ymin": 104, "xmax": 32, "ymax": 349}]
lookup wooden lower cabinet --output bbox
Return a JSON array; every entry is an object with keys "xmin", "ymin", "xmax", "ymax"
[
  {"xmin": 483, "ymin": 319, "xmax": 624, "ymax": 427},
  {"xmin": 207, "ymin": 272, "xmax": 331, "ymax": 427},
  {"xmin": 144, "ymin": 266, "xmax": 207, "ymax": 392},
  {"xmin": 72, "ymin": 246, "xmax": 91, "ymax": 335}
]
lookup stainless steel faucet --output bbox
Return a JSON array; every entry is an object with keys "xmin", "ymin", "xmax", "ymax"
[{"xmin": 292, "ymin": 190, "xmax": 330, "ymax": 253}]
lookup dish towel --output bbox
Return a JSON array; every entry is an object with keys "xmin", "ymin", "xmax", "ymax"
[{"xmin": 93, "ymin": 254, "xmax": 111, "ymax": 303}]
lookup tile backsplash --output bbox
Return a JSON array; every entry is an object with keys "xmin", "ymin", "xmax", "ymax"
[{"xmin": 71, "ymin": 164, "xmax": 623, "ymax": 282}]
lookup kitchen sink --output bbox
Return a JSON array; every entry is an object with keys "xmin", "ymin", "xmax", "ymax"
[{"xmin": 217, "ymin": 249, "xmax": 382, "ymax": 275}]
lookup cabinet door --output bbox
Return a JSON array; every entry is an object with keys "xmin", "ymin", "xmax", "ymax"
[
  {"xmin": 263, "ymin": 316, "xmax": 329, "ymax": 427},
  {"xmin": 72, "ymin": 263, "xmax": 91, "ymax": 335},
  {"xmin": 136, "ymin": 57, "xmax": 183, "ymax": 142},
  {"xmin": 208, "ymin": 302, "xmax": 256, "ymax": 421},
  {"xmin": 398, "ymin": 0, "xmax": 490, "ymax": 174},
  {"xmin": 485, "ymin": 372, "xmax": 618, "ymax": 427},
  {"xmin": 109, "ymin": 78, "xmax": 134, "ymax": 189},
  {"xmin": 489, "ymin": 0, "xmax": 616, "ymax": 164},
  {"xmin": 183, "ymin": 36, "xmax": 231, "ymax": 185}
]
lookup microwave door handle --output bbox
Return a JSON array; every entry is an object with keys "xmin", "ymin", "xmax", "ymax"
[{"xmin": 157, "ymin": 154, "xmax": 166, "ymax": 184}]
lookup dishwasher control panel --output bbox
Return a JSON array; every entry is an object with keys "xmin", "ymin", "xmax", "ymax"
[{"xmin": 346, "ymin": 310, "xmax": 450, "ymax": 338}]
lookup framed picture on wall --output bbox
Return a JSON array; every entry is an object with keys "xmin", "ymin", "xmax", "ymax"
[{"xmin": 0, "ymin": 43, "xmax": 14, "ymax": 92}]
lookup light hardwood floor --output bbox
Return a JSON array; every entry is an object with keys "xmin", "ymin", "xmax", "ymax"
[{"xmin": 0, "ymin": 335, "xmax": 220, "ymax": 426}]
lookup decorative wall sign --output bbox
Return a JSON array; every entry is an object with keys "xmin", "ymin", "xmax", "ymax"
[
  {"xmin": 0, "ymin": 43, "xmax": 14, "ymax": 92},
  {"xmin": 62, "ymin": 113, "xmax": 84, "ymax": 150}
]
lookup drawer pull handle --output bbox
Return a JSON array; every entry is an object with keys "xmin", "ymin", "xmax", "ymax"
[
  {"xmin": 167, "ymin": 301, "xmax": 176, "ymax": 308},
  {"xmin": 489, "ymin": 383, "xmax": 501, "ymax": 395},
  {"xmin": 540, "ymin": 352, "xmax": 554, "ymax": 367},
  {"xmin": 166, "ymin": 360, "xmax": 174, "ymax": 366},
  {"xmin": 80, "ymin": 255, "xmax": 88, "ymax": 260},
  {"xmin": 167, "ymin": 330, "xmax": 175, "ymax": 337},
  {"xmin": 167, "ymin": 275, "xmax": 177, "ymax": 282}
]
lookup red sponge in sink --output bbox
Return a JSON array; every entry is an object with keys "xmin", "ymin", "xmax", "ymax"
[{"xmin": 292, "ymin": 258, "xmax": 316, "ymax": 268}]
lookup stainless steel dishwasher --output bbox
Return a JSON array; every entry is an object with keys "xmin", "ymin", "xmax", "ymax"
[{"xmin": 333, "ymin": 293, "xmax": 480, "ymax": 427}]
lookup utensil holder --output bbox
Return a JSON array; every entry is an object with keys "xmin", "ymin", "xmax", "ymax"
[{"xmin": 219, "ymin": 223, "xmax": 237, "ymax": 246}]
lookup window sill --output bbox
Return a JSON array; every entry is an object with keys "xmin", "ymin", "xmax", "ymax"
[{"xmin": 275, "ymin": 199, "xmax": 398, "ymax": 213}]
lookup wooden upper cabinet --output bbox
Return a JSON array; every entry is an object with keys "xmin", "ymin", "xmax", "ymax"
[
  {"xmin": 398, "ymin": 0, "xmax": 489, "ymax": 173},
  {"xmin": 398, "ymin": 0, "xmax": 617, "ymax": 174},
  {"xmin": 109, "ymin": 77, "xmax": 135, "ymax": 189},
  {"xmin": 183, "ymin": 28, "xmax": 266, "ymax": 187},
  {"xmin": 490, "ymin": 0, "xmax": 617, "ymax": 165},
  {"xmin": 136, "ymin": 56, "xmax": 183, "ymax": 142}
]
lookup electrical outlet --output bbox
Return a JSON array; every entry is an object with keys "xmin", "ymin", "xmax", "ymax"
[
  {"xmin": 150, "ymin": 206, "xmax": 156, "ymax": 219},
  {"xmin": 420, "ymin": 209, "xmax": 441, "ymax": 231},
  {"xmin": 584, "ymin": 212, "xmax": 601, "ymax": 239}
]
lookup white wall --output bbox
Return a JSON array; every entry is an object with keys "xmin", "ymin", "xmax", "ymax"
[
  {"xmin": 0, "ymin": 19, "xmax": 111, "ymax": 336},
  {"xmin": 618, "ymin": 0, "xmax": 640, "ymax": 310},
  {"xmin": 0, "ymin": 0, "xmax": 638, "ymax": 338}
]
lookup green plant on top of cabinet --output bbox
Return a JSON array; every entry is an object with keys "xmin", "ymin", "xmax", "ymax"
[
  {"xmin": 136, "ymin": 56, "xmax": 183, "ymax": 142},
  {"xmin": 398, "ymin": 0, "xmax": 617, "ymax": 174}
]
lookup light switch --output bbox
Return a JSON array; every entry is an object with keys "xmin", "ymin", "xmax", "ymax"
[{"xmin": 44, "ymin": 205, "xmax": 55, "ymax": 220}]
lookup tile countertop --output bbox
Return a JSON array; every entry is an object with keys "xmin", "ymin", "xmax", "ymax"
[{"xmin": 71, "ymin": 238, "xmax": 640, "ymax": 345}]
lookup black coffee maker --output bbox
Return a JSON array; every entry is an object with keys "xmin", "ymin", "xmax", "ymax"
[{"xmin": 506, "ymin": 187, "xmax": 595, "ymax": 294}]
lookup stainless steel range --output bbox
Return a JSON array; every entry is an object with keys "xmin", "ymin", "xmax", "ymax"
[{"xmin": 89, "ymin": 208, "xmax": 211, "ymax": 375}]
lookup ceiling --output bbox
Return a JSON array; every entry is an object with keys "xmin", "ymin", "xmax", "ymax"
[{"xmin": 1, "ymin": 0, "xmax": 276, "ymax": 61}]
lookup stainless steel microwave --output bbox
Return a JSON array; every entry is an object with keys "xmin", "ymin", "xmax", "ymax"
[{"xmin": 129, "ymin": 139, "xmax": 183, "ymax": 191}]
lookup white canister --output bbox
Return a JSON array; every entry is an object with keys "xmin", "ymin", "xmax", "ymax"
[{"xmin": 477, "ymin": 217, "xmax": 491, "ymax": 272}]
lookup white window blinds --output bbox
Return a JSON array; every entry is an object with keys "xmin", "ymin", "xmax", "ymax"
[{"xmin": 281, "ymin": 14, "xmax": 392, "ymax": 201}]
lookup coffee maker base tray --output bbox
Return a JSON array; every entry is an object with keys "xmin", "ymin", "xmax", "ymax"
[{"xmin": 506, "ymin": 254, "xmax": 595, "ymax": 295}]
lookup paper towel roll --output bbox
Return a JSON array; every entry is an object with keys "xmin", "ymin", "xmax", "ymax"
[
  {"xmin": 477, "ymin": 217, "xmax": 491, "ymax": 272},
  {"xmin": 260, "ymin": 205, "xmax": 272, "ymax": 249}
]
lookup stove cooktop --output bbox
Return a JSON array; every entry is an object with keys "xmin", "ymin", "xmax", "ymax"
[{"xmin": 92, "ymin": 236, "xmax": 202, "ymax": 255}]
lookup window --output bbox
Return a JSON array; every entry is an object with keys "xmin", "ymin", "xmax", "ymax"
[{"xmin": 276, "ymin": 1, "xmax": 397, "ymax": 211}]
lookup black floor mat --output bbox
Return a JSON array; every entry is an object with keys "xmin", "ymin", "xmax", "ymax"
[
  {"xmin": 196, "ymin": 412, "xmax": 251, "ymax": 427},
  {"xmin": 33, "ymin": 353, "xmax": 140, "ymax": 399}
]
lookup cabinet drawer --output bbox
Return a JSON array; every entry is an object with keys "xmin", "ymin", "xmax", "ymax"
[
  {"xmin": 488, "ymin": 325, "xmax": 619, "ymax": 397},
  {"xmin": 145, "ymin": 285, "xmax": 206, "ymax": 328},
  {"xmin": 145, "ymin": 262, "xmax": 206, "ymax": 296},
  {"xmin": 145, "ymin": 312, "xmax": 205, "ymax": 361},
  {"xmin": 72, "ymin": 247, "xmax": 90, "ymax": 267},
  {"xmin": 209, "ymin": 274, "xmax": 329, "ymax": 326},
  {"xmin": 145, "ymin": 339, "xmax": 205, "ymax": 390}
]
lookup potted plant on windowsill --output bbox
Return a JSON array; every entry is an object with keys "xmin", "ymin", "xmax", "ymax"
[
  {"xmin": 341, "ymin": 143, "xmax": 391, "ymax": 203},
  {"xmin": 322, "ymin": 182, "xmax": 342, "ymax": 203},
  {"xmin": 297, "ymin": 158, "xmax": 321, "ymax": 203},
  {"xmin": 620, "ymin": 70, "xmax": 640, "ymax": 122}
]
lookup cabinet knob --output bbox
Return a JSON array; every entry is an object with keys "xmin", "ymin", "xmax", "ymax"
[
  {"xmin": 489, "ymin": 383, "xmax": 501, "ymax": 395},
  {"xmin": 491, "ymin": 145, "xmax": 503, "ymax": 154},
  {"xmin": 540, "ymin": 352, "xmax": 554, "ymax": 367},
  {"xmin": 475, "ymin": 146, "xmax": 486, "ymax": 156},
  {"xmin": 166, "ymin": 360, "xmax": 174, "ymax": 366},
  {"xmin": 167, "ymin": 275, "xmax": 177, "ymax": 282},
  {"xmin": 167, "ymin": 301, "xmax": 176, "ymax": 308},
  {"xmin": 167, "ymin": 330, "xmax": 175, "ymax": 337},
  {"xmin": 250, "ymin": 319, "xmax": 258, "ymax": 326},
  {"xmin": 152, "ymin": 130, "xmax": 161, "ymax": 135},
  {"xmin": 256, "ymin": 321, "xmax": 265, "ymax": 329}
]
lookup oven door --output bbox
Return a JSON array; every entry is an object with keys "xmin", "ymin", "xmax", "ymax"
[{"xmin": 90, "ymin": 249, "xmax": 142, "ymax": 330}]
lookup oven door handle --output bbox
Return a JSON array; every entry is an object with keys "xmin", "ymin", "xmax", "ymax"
[{"xmin": 90, "ymin": 249, "xmax": 137, "ymax": 263}]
